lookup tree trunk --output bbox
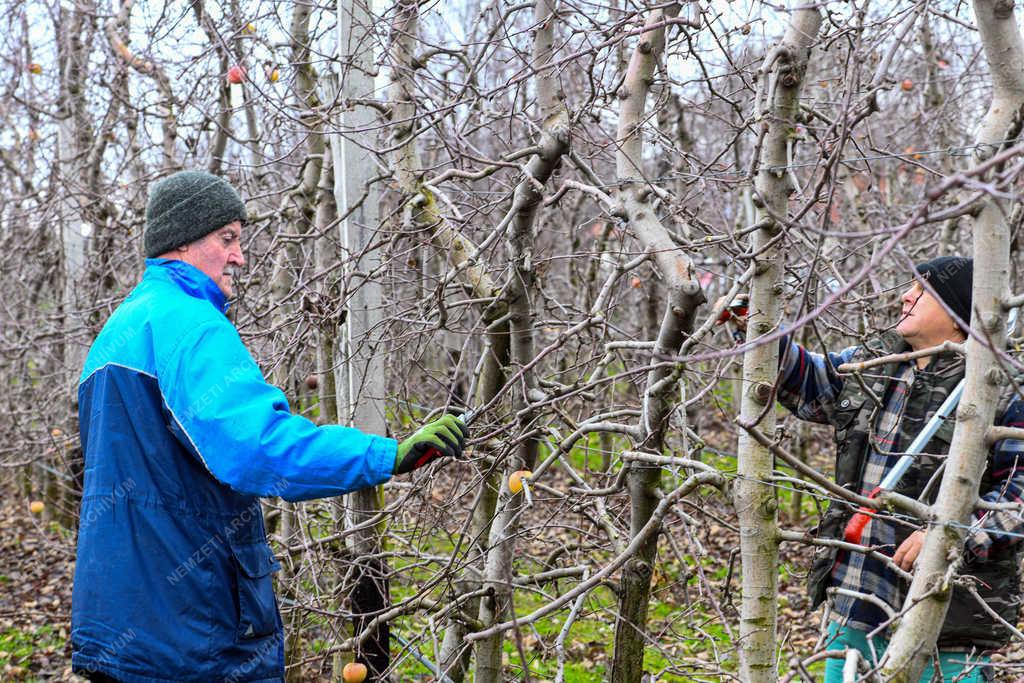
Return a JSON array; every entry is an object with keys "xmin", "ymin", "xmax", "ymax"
[
  {"xmin": 472, "ymin": 4, "xmax": 568, "ymax": 680},
  {"xmin": 608, "ymin": 5, "xmax": 705, "ymax": 681},
  {"xmin": 57, "ymin": 0, "xmax": 96, "ymax": 531},
  {"xmin": 734, "ymin": 8, "xmax": 820, "ymax": 682},
  {"xmin": 267, "ymin": 6, "xmax": 327, "ymax": 676},
  {"xmin": 382, "ymin": 5, "xmax": 511, "ymax": 675},
  {"xmin": 437, "ymin": 318, "xmax": 509, "ymax": 682},
  {"xmin": 334, "ymin": 0, "xmax": 390, "ymax": 678}
]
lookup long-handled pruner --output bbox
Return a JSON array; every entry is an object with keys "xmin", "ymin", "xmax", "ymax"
[
  {"xmin": 842, "ymin": 382, "xmax": 963, "ymax": 543},
  {"xmin": 843, "ymin": 309, "xmax": 1018, "ymax": 544}
]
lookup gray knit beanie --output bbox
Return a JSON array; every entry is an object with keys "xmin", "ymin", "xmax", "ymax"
[{"xmin": 144, "ymin": 170, "xmax": 247, "ymax": 258}]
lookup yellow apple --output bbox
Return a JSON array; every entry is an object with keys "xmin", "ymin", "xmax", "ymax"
[{"xmin": 508, "ymin": 470, "xmax": 533, "ymax": 495}]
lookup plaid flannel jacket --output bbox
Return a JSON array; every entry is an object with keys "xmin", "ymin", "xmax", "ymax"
[{"xmin": 777, "ymin": 335, "xmax": 1024, "ymax": 633}]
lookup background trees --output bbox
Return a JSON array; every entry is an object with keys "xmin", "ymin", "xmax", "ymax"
[{"xmin": 3, "ymin": 0, "xmax": 1023, "ymax": 680}]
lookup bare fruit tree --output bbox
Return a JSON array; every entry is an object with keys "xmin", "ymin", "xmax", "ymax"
[{"xmin": 4, "ymin": 1, "xmax": 1024, "ymax": 682}]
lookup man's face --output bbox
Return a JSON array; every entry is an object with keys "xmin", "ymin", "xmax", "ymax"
[
  {"xmin": 177, "ymin": 221, "xmax": 245, "ymax": 298},
  {"xmin": 895, "ymin": 280, "xmax": 963, "ymax": 346}
]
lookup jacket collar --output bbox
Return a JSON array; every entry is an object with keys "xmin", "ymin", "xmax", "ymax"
[
  {"xmin": 875, "ymin": 329, "xmax": 964, "ymax": 378},
  {"xmin": 144, "ymin": 258, "xmax": 229, "ymax": 313}
]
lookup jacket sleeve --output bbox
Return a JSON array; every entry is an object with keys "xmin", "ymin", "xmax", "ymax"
[
  {"xmin": 775, "ymin": 335, "xmax": 859, "ymax": 424},
  {"xmin": 159, "ymin": 319, "xmax": 396, "ymax": 502},
  {"xmin": 966, "ymin": 394, "xmax": 1024, "ymax": 559}
]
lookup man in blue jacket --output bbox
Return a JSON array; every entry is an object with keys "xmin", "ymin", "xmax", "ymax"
[{"xmin": 71, "ymin": 170, "xmax": 467, "ymax": 682}]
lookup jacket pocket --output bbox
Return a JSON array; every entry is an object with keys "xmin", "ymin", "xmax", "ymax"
[
  {"xmin": 832, "ymin": 397, "xmax": 865, "ymax": 440},
  {"xmin": 807, "ymin": 507, "xmax": 845, "ymax": 608},
  {"xmin": 228, "ymin": 539, "xmax": 282, "ymax": 641}
]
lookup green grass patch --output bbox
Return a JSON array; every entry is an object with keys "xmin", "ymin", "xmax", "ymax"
[{"xmin": 0, "ymin": 624, "xmax": 65, "ymax": 680}]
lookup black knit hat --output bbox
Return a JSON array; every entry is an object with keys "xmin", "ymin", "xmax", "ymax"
[
  {"xmin": 914, "ymin": 256, "xmax": 973, "ymax": 327},
  {"xmin": 144, "ymin": 170, "xmax": 247, "ymax": 258}
]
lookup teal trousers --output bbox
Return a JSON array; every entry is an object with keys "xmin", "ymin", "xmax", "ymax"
[{"xmin": 823, "ymin": 622, "xmax": 990, "ymax": 682}]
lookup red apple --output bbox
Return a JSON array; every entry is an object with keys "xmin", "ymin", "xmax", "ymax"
[
  {"xmin": 900, "ymin": 78, "xmax": 914, "ymax": 92},
  {"xmin": 227, "ymin": 65, "xmax": 247, "ymax": 84},
  {"xmin": 27, "ymin": 63, "xmax": 42, "ymax": 75}
]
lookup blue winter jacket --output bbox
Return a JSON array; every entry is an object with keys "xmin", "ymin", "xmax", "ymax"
[{"xmin": 71, "ymin": 259, "xmax": 397, "ymax": 682}]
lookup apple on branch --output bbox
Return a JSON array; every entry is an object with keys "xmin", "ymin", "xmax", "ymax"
[
  {"xmin": 341, "ymin": 662, "xmax": 367, "ymax": 683},
  {"xmin": 508, "ymin": 470, "xmax": 533, "ymax": 494},
  {"xmin": 227, "ymin": 65, "xmax": 247, "ymax": 84}
]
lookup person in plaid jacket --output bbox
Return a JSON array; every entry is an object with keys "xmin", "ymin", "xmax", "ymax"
[{"xmin": 728, "ymin": 256, "xmax": 1024, "ymax": 682}]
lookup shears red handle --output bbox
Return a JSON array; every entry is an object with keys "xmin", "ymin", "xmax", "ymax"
[
  {"xmin": 718, "ymin": 298, "xmax": 749, "ymax": 343},
  {"xmin": 843, "ymin": 486, "xmax": 881, "ymax": 544}
]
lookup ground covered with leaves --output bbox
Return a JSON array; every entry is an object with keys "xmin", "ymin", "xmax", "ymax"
[
  {"xmin": 1, "ymin": 479, "xmax": 1022, "ymax": 681},
  {"xmin": 0, "ymin": 496, "xmax": 77, "ymax": 681}
]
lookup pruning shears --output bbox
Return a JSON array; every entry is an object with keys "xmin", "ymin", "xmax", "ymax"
[
  {"xmin": 842, "ymin": 383, "xmax": 963, "ymax": 543},
  {"xmin": 718, "ymin": 296, "xmax": 749, "ymax": 343}
]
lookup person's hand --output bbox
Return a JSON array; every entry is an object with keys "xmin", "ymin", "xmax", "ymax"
[
  {"xmin": 394, "ymin": 414, "xmax": 469, "ymax": 474},
  {"xmin": 893, "ymin": 530, "xmax": 926, "ymax": 571}
]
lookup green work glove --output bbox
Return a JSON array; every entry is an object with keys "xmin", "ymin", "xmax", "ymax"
[{"xmin": 394, "ymin": 414, "xmax": 469, "ymax": 474}]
